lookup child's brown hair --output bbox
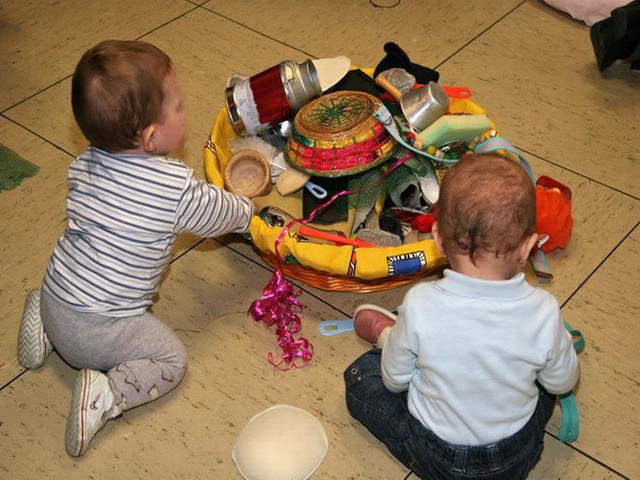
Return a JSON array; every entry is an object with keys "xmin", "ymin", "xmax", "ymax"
[
  {"xmin": 71, "ymin": 40, "xmax": 172, "ymax": 152},
  {"xmin": 437, "ymin": 153, "xmax": 536, "ymax": 263}
]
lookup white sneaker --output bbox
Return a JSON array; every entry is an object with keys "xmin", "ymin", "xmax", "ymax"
[
  {"xmin": 17, "ymin": 289, "xmax": 53, "ymax": 369},
  {"xmin": 65, "ymin": 369, "xmax": 120, "ymax": 457}
]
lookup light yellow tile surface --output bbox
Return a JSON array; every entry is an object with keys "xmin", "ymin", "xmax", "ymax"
[
  {"xmin": 0, "ymin": 119, "xmax": 198, "ymax": 387},
  {"xmin": 0, "ymin": 118, "xmax": 69, "ymax": 387},
  {"xmin": 220, "ymin": 149, "xmax": 640, "ymax": 317},
  {"xmin": 0, "ymin": 0, "xmax": 196, "ymax": 111},
  {"xmin": 2, "ymin": 0, "xmax": 639, "ymax": 478},
  {"xmin": 557, "ymin": 227, "xmax": 640, "ymax": 478},
  {"xmin": 437, "ymin": 1, "xmax": 640, "ymax": 197},
  {"xmin": 523, "ymin": 434, "xmax": 623, "ymax": 480},
  {"xmin": 5, "ymin": 8, "xmax": 319, "ymax": 179},
  {"xmin": 1, "ymin": 7, "xmax": 305, "ymax": 380},
  {"xmin": 202, "ymin": 0, "xmax": 524, "ymax": 66},
  {"xmin": 0, "ymin": 241, "xmax": 407, "ymax": 479}
]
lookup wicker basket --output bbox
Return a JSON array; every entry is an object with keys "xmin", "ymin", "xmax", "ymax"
[
  {"xmin": 256, "ymin": 247, "xmax": 446, "ymax": 292},
  {"xmin": 204, "ymin": 69, "xmax": 492, "ymax": 291}
]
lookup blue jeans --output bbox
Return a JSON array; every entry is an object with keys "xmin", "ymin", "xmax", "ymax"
[{"xmin": 344, "ymin": 349, "xmax": 556, "ymax": 480}]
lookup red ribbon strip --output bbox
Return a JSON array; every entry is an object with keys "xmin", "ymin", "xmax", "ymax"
[{"xmin": 250, "ymin": 148, "xmax": 418, "ymax": 369}]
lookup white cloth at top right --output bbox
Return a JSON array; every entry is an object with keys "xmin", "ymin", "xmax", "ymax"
[{"xmin": 543, "ymin": 0, "xmax": 630, "ymax": 25}]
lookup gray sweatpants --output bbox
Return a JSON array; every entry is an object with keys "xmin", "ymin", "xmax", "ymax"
[{"xmin": 41, "ymin": 291, "xmax": 186, "ymax": 412}]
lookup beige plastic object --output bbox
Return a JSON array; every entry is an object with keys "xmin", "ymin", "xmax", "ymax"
[
  {"xmin": 232, "ymin": 404, "xmax": 329, "ymax": 480},
  {"xmin": 224, "ymin": 149, "xmax": 272, "ymax": 198},
  {"xmin": 275, "ymin": 167, "xmax": 310, "ymax": 195},
  {"xmin": 312, "ymin": 55, "xmax": 351, "ymax": 91}
]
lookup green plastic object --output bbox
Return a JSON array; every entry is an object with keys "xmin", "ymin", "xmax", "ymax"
[
  {"xmin": 415, "ymin": 114, "xmax": 491, "ymax": 148},
  {"xmin": 557, "ymin": 320, "xmax": 585, "ymax": 443},
  {"xmin": 558, "ymin": 393, "xmax": 579, "ymax": 443},
  {"xmin": 563, "ymin": 320, "xmax": 585, "ymax": 354},
  {"xmin": 0, "ymin": 144, "xmax": 39, "ymax": 191}
]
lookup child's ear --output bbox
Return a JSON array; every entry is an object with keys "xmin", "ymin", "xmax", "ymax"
[
  {"xmin": 140, "ymin": 124, "xmax": 159, "ymax": 153},
  {"xmin": 432, "ymin": 221, "xmax": 446, "ymax": 256},
  {"xmin": 519, "ymin": 232, "xmax": 539, "ymax": 263}
]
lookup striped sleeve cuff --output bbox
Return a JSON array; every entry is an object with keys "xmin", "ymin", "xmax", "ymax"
[{"xmin": 174, "ymin": 176, "xmax": 254, "ymax": 237}]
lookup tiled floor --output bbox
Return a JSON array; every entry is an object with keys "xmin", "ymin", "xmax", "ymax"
[{"xmin": 1, "ymin": 1, "xmax": 638, "ymax": 479}]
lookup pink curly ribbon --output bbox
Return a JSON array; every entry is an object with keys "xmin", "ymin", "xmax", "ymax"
[
  {"xmin": 249, "ymin": 269, "xmax": 313, "ymax": 370},
  {"xmin": 250, "ymin": 148, "xmax": 417, "ymax": 369}
]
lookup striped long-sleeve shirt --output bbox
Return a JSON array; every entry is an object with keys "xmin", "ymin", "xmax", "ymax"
[{"xmin": 43, "ymin": 147, "xmax": 254, "ymax": 317}]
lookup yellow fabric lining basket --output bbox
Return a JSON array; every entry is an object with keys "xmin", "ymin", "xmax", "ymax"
[{"xmin": 204, "ymin": 69, "xmax": 491, "ymax": 291}]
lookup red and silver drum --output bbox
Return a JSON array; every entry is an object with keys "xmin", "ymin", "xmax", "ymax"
[{"xmin": 226, "ymin": 59, "xmax": 322, "ymax": 136}]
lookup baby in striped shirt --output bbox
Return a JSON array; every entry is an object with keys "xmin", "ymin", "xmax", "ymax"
[{"xmin": 17, "ymin": 40, "xmax": 254, "ymax": 456}]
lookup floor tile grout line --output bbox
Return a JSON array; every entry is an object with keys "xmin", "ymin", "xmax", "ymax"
[
  {"xmin": 403, "ymin": 470, "xmax": 413, "ymax": 480},
  {"xmin": 0, "ymin": 4, "xmax": 201, "ymax": 116},
  {"xmin": 4, "ymin": 104, "xmax": 638, "ymax": 317},
  {"xmin": 545, "ymin": 431, "xmax": 631, "ymax": 479},
  {"xmin": 11, "ymin": 3, "xmax": 634, "ymax": 205},
  {"xmin": 560, "ymin": 221, "xmax": 639, "ymax": 309},
  {"xmin": 517, "ymin": 146, "xmax": 640, "ymax": 202},
  {"xmin": 170, "ymin": 238, "xmax": 207, "ymax": 265},
  {"xmin": 136, "ymin": 4, "xmax": 201, "ymax": 41},
  {"xmin": 8, "ymin": 106, "xmax": 634, "ymax": 206},
  {"xmin": 1, "ymin": 238, "xmax": 221, "ymax": 393},
  {"xmin": 209, "ymin": 228, "xmax": 640, "ymax": 479},
  {"xmin": 2, "ymin": 237, "xmax": 228, "ymax": 393},
  {"xmin": 198, "ymin": 5, "xmax": 318, "ymax": 59},
  {"xmin": 430, "ymin": 0, "xmax": 639, "ymax": 203},
  {"xmin": 1, "ymin": 3, "xmax": 635, "ymax": 471},
  {"xmin": 1, "ymin": 0, "xmax": 635, "ymax": 317},
  {"xmin": 210, "ymin": 238, "xmax": 354, "ymax": 318},
  {"xmin": 1, "ymin": 4, "xmax": 636, "ymax": 205},
  {"xmin": 434, "ymin": 0, "xmax": 528, "ymax": 70},
  {"xmin": 1, "ymin": 114, "xmax": 76, "ymax": 159},
  {"xmin": 210, "ymin": 221, "xmax": 640, "ymax": 320},
  {"xmin": 0, "ymin": 76, "xmax": 71, "ymax": 116},
  {"xmin": 0, "ymin": 370, "xmax": 27, "ymax": 392}
]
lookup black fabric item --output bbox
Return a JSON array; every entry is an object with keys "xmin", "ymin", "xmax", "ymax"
[
  {"xmin": 326, "ymin": 69, "xmax": 385, "ymax": 96},
  {"xmin": 379, "ymin": 210, "xmax": 404, "ymax": 240},
  {"xmin": 590, "ymin": 0, "xmax": 640, "ymax": 71},
  {"xmin": 628, "ymin": 42, "xmax": 640, "ymax": 70},
  {"xmin": 302, "ymin": 176, "xmax": 348, "ymax": 225},
  {"xmin": 373, "ymin": 42, "xmax": 440, "ymax": 84}
]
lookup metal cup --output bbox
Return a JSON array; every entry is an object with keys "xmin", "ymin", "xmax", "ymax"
[{"xmin": 401, "ymin": 82, "xmax": 449, "ymax": 132}]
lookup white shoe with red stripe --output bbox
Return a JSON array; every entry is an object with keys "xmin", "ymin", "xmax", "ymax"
[{"xmin": 65, "ymin": 369, "xmax": 119, "ymax": 457}]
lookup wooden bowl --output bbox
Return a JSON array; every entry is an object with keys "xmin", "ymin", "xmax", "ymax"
[{"xmin": 224, "ymin": 150, "xmax": 272, "ymax": 198}]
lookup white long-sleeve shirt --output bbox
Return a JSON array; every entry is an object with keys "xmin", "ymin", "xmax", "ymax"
[
  {"xmin": 43, "ymin": 146, "xmax": 254, "ymax": 317},
  {"xmin": 381, "ymin": 269, "xmax": 579, "ymax": 445}
]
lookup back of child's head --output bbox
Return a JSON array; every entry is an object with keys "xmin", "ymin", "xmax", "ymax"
[
  {"xmin": 71, "ymin": 40, "xmax": 172, "ymax": 152},
  {"xmin": 437, "ymin": 153, "xmax": 536, "ymax": 263}
]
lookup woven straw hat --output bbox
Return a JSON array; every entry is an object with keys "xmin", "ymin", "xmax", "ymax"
[{"xmin": 285, "ymin": 91, "xmax": 396, "ymax": 177}]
